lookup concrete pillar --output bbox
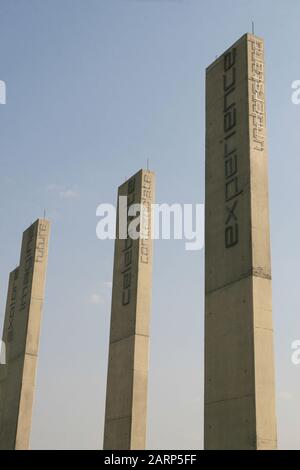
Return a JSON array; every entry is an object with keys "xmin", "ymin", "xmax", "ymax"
[
  {"xmin": 103, "ymin": 169, "xmax": 155, "ymax": 450},
  {"xmin": 0, "ymin": 219, "xmax": 50, "ymax": 450},
  {"xmin": 204, "ymin": 34, "xmax": 277, "ymax": 449}
]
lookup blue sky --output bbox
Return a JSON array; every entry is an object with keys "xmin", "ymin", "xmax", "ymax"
[{"xmin": 0, "ymin": 0, "xmax": 299, "ymax": 449}]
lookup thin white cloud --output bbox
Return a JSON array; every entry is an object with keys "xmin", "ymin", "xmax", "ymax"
[
  {"xmin": 89, "ymin": 294, "xmax": 104, "ymax": 305},
  {"xmin": 102, "ymin": 281, "xmax": 112, "ymax": 289},
  {"xmin": 279, "ymin": 392, "xmax": 293, "ymax": 401},
  {"xmin": 89, "ymin": 282, "xmax": 112, "ymax": 306},
  {"xmin": 59, "ymin": 189, "xmax": 79, "ymax": 199},
  {"xmin": 46, "ymin": 183, "xmax": 59, "ymax": 191},
  {"xmin": 46, "ymin": 184, "xmax": 79, "ymax": 200}
]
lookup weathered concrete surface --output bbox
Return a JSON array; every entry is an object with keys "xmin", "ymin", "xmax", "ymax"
[
  {"xmin": 103, "ymin": 170, "xmax": 155, "ymax": 450},
  {"xmin": 0, "ymin": 219, "xmax": 50, "ymax": 450},
  {"xmin": 204, "ymin": 34, "xmax": 277, "ymax": 450}
]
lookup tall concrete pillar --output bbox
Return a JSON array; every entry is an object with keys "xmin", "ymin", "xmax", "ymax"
[
  {"xmin": 0, "ymin": 219, "xmax": 50, "ymax": 450},
  {"xmin": 103, "ymin": 169, "xmax": 155, "ymax": 450},
  {"xmin": 204, "ymin": 34, "xmax": 277, "ymax": 449}
]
